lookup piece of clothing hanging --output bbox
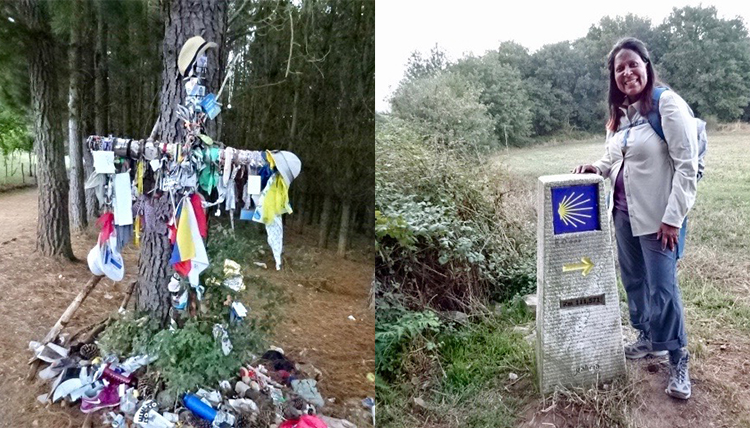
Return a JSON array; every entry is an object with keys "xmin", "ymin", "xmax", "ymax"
[{"xmin": 265, "ymin": 215, "xmax": 284, "ymax": 270}]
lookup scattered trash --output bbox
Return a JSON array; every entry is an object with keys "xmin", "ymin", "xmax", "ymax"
[
  {"xmin": 347, "ymin": 315, "xmax": 356, "ymax": 321},
  {"xmin": 279, "ymin": 415, "xmax": 328, "ymax": 428},
  {"xmin": 363, "ymin": 396, "xmax": 376, "ymax": 426},
  {"xmin": 319, "ymin": 415, "xmax": 357, "ymax": 428},
  {"xmin": 509, "ymin": 372, "xmax": 519, "ymax": 381},
  {"xmin": 254, "ymin": 261, "xmax": 268, "ymax": 269},
  {"xmin": 292, "ymin": 378, "xmax": 325, "ymax": 409},
  {"xmin": 413, "ymin": 397, "xmax": 427, "ymax": 408},
  {"xmin": 212, "ymin": 324, "xmax": 233, "ymax": 356}
]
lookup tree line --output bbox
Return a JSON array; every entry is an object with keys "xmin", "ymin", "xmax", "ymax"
[
  {"xmin": 0, "ymin": 0, "xmax": 374, "ymax": 259},
  {"xmin": 389, "ymin": 6, "xmax": 750, "ymax": 149}
]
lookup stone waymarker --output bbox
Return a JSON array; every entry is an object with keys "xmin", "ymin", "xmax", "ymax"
[{"xmin": 536, "ymin": 174, "xmax": 626, "ymax": 394}]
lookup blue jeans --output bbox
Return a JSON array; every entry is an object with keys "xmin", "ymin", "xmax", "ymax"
[{"xmin": 614, "ymin": 210, "xmax": 688, "ymax": 351}]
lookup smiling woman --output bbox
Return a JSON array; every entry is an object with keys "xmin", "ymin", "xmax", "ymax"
[
  {"xmin": 574, "ymin": 36, "xmax": 699, "ymax": 400},
  {"xmin": 614, "ymin": 49, "xmax": 648, "ymax": 98}
]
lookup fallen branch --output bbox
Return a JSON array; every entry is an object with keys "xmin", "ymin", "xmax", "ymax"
[
  {"xmin": 42, "ymin": 275, "xmax": 104, "ymax": 345},
  {"xmin": 27, "ymin": 275, "xmax": 104, "ymax": 381},
  {"xmin": 119, "ymin": 280, "xmax": 137, "ymax": 313}
]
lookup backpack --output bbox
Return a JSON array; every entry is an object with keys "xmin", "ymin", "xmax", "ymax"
[
  {"xmin": 647, "ymin": 87, "xmax": 707, "ymax": 182},
  {"xmin": 646, "ymin": 86, "xmax": 707, "ymax": 259}
]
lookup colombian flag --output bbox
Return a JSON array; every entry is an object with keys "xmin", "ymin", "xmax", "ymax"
[{"xmin": 170, "ymin": 197, "xmax": 209, "ymax": 284}]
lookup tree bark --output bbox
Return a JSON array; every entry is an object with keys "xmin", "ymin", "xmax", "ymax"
[
  {"xmin": 136, "ymin": 203, "xmax": 173, "ymax": 324},
  {"xmin": 20, "ymin": 0, "xmax": 74, "ymax": 259},
  {"xmin": 95, "ymin": 1, "xmax": 109, "ymax": 135},
  {"xmin": 68, "ymin": 0, "xmax": 87, "ymax": 233},
  {"xmin": 82, "ymin": 0, "xmax": 98, "ymax": 221},
  {"xmin": 137, "ymin": 0, "xmax": 227, "ymax": 321},
  {"xmin": 157, "ymin": 0, "xmax": 227, "ymax": 143},
  {"xmin": 317, "ymin": 193, "xmax": 333, "ymax": 248},
  {"xmin": 336, "ymin": 198, "xmax": 351, "ymax": 257}
]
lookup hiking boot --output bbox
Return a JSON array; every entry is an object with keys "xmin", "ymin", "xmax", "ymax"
[
  {"xmin": 666, "ymin": 350, "xmax": 691, "ymax": 399},
  {"xmin": 624, "ymin": 330, "xmax": 669, "ymax": 359}
]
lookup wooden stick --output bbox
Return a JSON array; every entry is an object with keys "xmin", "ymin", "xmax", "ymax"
[
  {"xmin": 78, "ymin": 321, "xmax": 108, "ymax": 345},
  {"xmin": 68, "ymin": 316, "xmax": 111, "ymax": 348},
  {"xmin": 82, "ymin": 412, "xmax": 93, "ymax": 428},
  {"xmin": 27, "ymin": 275, "xmax": 104, "ymax": 381},
  {"xmin": 118, "ymin": 280, "xmax": 137, "ymax": 313},
  {"xmin": 42, "ymin": 275, "xmax": 104, "ymax": 344}
]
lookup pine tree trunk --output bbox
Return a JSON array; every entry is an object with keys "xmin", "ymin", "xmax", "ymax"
[
  {"xmin": 157, "ymin": 0, "xmax": 227, "ymax": 143},
  {"xmin": 21, "ymin": 0, "xmax": 74, "ymax": 259},
  {"xmin": 82, "ymin": 0, "xmax": 98, "ymax": 221},
  {"xmin": 95, "ymin": 2, "xmax": 109, "ymax": 135},
  {"xmin": 336, "ymin": 199, "xmax": 351, "ymax": 257},
  {"xmin": 136, "ymin": 200, "xmax": 173, "ymax": 324},
  {"xmin": 317, "ymin": 193, "xmax": 333, "ymax": 248},
  {"xmin": 68, "ymin": 0, "xmax": 87, "ymax": 233},
  {"xmin": 137, "ymin": 0, "xmax": 227, "ymax": 321}
]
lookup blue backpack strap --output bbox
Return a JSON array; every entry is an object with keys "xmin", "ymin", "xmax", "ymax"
[{"xmin": 647, "ymin": 86, "xmax": 669, "ymax": 142}]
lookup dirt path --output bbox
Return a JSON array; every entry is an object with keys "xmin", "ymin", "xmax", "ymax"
[
  {"xmin": 518, "ymin": 315, "xmax": 750, "ymax": 428},
  {"xmin": 0, "ymin": 188, "xmax": 374, "ymax": 427}
]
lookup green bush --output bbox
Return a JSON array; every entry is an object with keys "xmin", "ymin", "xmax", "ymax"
[
  {"xmin": 375, "ymin": 116, "xmax": 535, "ymax": 310},
  {"xmin": 390, "ymin": 71, "xmax": 496, "ymax": 152},
  {"xmin": 375, "ymin": 294, "xmax": 442, "ymax": 380},
  {"xmin": 98, "ymin": 220, "xmax": 282, "ymax": 397}
]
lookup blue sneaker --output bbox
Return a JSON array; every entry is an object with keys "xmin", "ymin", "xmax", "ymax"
[
  {"xmin": 624, "ymin": 330, "xmax": 669, "ymax": 359},
  {"xmin": 666, "ymin": 350, "xmax": 691, "ymax": 399}
]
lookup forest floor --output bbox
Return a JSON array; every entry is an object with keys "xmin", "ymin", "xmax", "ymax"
[{"xmin": 0, "ymin": 187, "xmax": 374, "ymax": 428}]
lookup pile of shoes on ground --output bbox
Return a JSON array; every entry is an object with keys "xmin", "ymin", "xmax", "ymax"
[{"xmin": 30, "ymin": 342, "xmax": 360, "ymax": 428}]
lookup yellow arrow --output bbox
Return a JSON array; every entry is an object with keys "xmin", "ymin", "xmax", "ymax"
[{"xmin": 562, "ymin": 257, "xmax": 594, "ymax": 276}]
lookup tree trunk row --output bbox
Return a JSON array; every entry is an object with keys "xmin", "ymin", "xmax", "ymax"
[{"xmin": 22, "ymin": 0, "xmax": 74, "ymax": 259}]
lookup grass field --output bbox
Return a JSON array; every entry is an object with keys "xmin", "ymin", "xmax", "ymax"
[
  {"xmin": 380, "ymin": 129, "xmax": 750, "ymax": 427},
  {"xmin": 0, "ymin": 150, "xmax": 36, "ymax": 190},
  {"xmin": 496, "ymin": 129, "xmax": 750, "ymax": 427}
]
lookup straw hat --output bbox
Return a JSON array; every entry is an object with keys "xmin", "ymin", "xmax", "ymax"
[{"xmin": 178, "ymin": 36, "xmax": 218, "ymax": 77}]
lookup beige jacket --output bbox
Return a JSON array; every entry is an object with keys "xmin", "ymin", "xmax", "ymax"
[{"xmin": 593, "ymin": 90, "xmax": 698, "ymax": 237}]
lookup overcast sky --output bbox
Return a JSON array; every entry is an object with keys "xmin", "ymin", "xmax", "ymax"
[{"xmin": 376, "ymin": 0, "xmax": 750, "ymax": 112}]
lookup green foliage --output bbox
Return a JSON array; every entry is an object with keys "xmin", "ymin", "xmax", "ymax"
[
  {"xmin": 0, "ymin": 108, "xmax": 32, "ymax": 154},
  {"xmin": 496, "ymin": 41, "xmax": 532, "ymax": 77},
  {"xmin": 99, "ymin": 220, "xmax": 283, "ymax": 397},
  {"xmin": 438, "ymin": 312, "xmax": 533, "ymax": 395},
  {"xmin": 375, "ymin": 297, "xmax": 442, "ymax": 380},
  {"xmin": 98, "ymin": 315, "xmax": 162, "ymax": 358},
  {"xmin": 450, "ymin": 53, "xmax": 533, "ymax": 144},
  {"xmin": 403, "ymin": 44, "xmax": 449, "ymax": 82},
  {"xmin": 376, "ymin": 116, "xmax": 536, "ymax": 311},
  {"xmin": 377, "ymin": 307, "xmax": 535, "ymax": 428},
  {"xmin": 148, "ymin": 319, "xmax": 263, "ymax": 397},
  {"xmin": 390, "ymin": 71, "xmax": 496, "ymax": 151},
  {"xmin": 658, "ymin": 6, "xmax": 750, "ymax": 121},
  {"xmin": 390, "ymin": 6, "xmax": 750, "ymax": 139}
]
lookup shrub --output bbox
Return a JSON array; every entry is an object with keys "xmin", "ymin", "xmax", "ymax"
[
  {"xmin": 98, "ymin": 219, "xmax": 281, "ymax": 396},
  {"xmin": 390, "ymin": 71, "xmax": 496, "ymax": 152},
  {"xmin": 375, "ymin": 116, "xmax": 535, "ymax": 311}
]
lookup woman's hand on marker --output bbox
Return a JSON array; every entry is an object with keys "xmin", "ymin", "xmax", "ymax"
[{"xmin": 573, "ymin": 164, "xmax": 598, "ymax": 174}]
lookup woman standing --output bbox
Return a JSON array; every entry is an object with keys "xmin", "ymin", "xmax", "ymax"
[{"xmin": 574, "ymin": 37, "xmax": 698, "ymax": 399}]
